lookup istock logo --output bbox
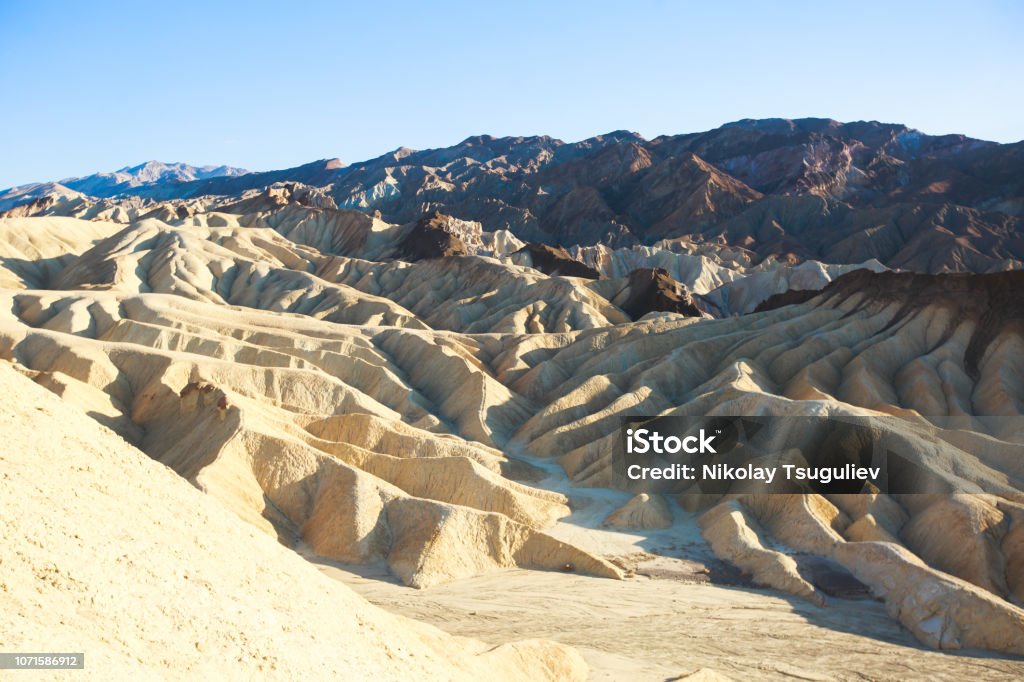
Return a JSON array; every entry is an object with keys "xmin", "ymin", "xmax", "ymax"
[
  {"xmin": 612, "ymin": 415, "xmax": 978, "ymax": 497},
  {"xmin": 625, "ymin": 427, "xmax": 717, "ymax": 454}
]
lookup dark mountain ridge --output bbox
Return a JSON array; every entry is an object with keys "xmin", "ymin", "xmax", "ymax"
[{"xmin": 3, "ymin": 118, "xmax": 1022, "ymax": 273}]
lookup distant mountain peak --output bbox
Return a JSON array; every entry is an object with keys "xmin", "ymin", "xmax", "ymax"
[
  {"xmin": 720, "ymin": 117, "xmax": 843, "ymax": 134},
  {"xmin": 595, "ymin": 129, "xmax": 645, "ymax": 142},
  {"xmin": 458, "ymin": 134, "xmax": 497, "ymax": 146},
  {"xmin": 0, "ymin": 161, "xmax": 249, "ymax": 206},
  {"xmin": 113, "ymin": 160, "xmax": 249, "ymax": 178},
  {"xmin": 38, "ymin": 161, "xmax": 250, "ymax": 199}
]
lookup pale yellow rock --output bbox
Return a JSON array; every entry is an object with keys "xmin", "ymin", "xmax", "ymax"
[
  {"xmin": 604, "ymin": 493, "xmax": 673, "ymax": 529},
  {"xmin": 0, "ymin": 361, "xmax": 587, "ymax": 681},
  {"xmin": 998, "ymin": 500, "xmax": 1024, "ymax": 603},
  {"xmin": 0, "ymin": 216, "xmax": 124, "ymax": 288},
  {"xmin": 699, "ymin": 501, "xmax": 826, "ymax": 606},
  {"xmin": 741, "ymin": 493, "xmax": 849, "ymax": 556},
  {"xmin": 900, "ymin": 494, "xmax": 1010, "ymax": 598},
  {"xmin": 828, "ymin": 490, "xmax": 908, "ymax": 537},
  {"xmin": 844, "ymin": 514, "xmax": 902, "ymax": 544},
  {"xmin": 835, "ymin": 541, "xmax": 1024, "ymax": 654}
]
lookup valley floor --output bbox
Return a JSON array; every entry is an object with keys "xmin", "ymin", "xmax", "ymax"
[
  {"xmin": 311, "ymin": 453, "xmax": 1024, "ymax": 680},
  {"xmin": 318, "ymin": 559, "xmax": 1024, "ymax": 681}
]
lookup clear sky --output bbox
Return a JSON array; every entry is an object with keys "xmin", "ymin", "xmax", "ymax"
[{"xmin": 1, "ymin": 0, "xmax": 1022, "ymax": 188}]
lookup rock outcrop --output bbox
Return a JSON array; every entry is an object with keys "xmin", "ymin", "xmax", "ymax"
[
  {"xmin": 752, "ymin": 288, "xmax": 820, "ymax": 312},
  {"xmin": 399, "ymin": 211, "xmax": 471, "ymax": 261},
  {"xmin": 511, "ymin": 243, "xmax": 600, "ymax": 279},
  {"xmin": 604, "ymin": 493, "xmax": 673, "ymax": 529},
  {"xmin": 835, "ymin": 541, "xmax": 1024, "ymax": 654},
  {"xmin": 613, "ymin": 268, "xmax": 704, "ymax": 320},
  {"xmin": 699, "ymin": 501, "xmax": 827, "ymax": 606},
  {"xmin": 817, "ymin": 268, "xmax": 1024, "ymax": 378}
]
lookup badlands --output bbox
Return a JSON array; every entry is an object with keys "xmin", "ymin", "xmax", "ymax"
[{"xmin": 2, "ymin": 119, "xmax": 1024, "ymax": 680}]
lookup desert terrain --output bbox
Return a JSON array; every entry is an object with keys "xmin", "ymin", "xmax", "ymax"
[{"xmin": 2, "ymin": 119, "xmax": 1024, "ymax": 679}]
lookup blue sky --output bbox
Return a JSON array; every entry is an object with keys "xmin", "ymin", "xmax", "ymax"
[{"xmin": 1, "ymin": 0, "xmax": 1022, "ymax": 188}]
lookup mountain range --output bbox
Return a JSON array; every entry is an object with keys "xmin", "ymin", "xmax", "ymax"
[
  {"xmin": 0, "ymin": 160, "xmax": 248, "ymax": 213},
  {"xmin": 5, "ymin": 118, "xmax": 1021, "ymax": 273}
]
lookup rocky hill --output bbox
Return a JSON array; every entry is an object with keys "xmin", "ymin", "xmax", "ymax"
[{"xmin": 0, "ymin": 361, "xmax": 585, "ymax": 680}]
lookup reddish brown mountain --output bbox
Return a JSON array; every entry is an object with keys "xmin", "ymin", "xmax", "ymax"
[{"xmin": 4, "ymin": 118, "xmax": 1023, "ymax": 273}]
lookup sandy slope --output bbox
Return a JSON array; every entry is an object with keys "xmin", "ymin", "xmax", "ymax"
[{"xmin": 0, "ymin": 362, "xmax": 586, "ymax": 681}]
